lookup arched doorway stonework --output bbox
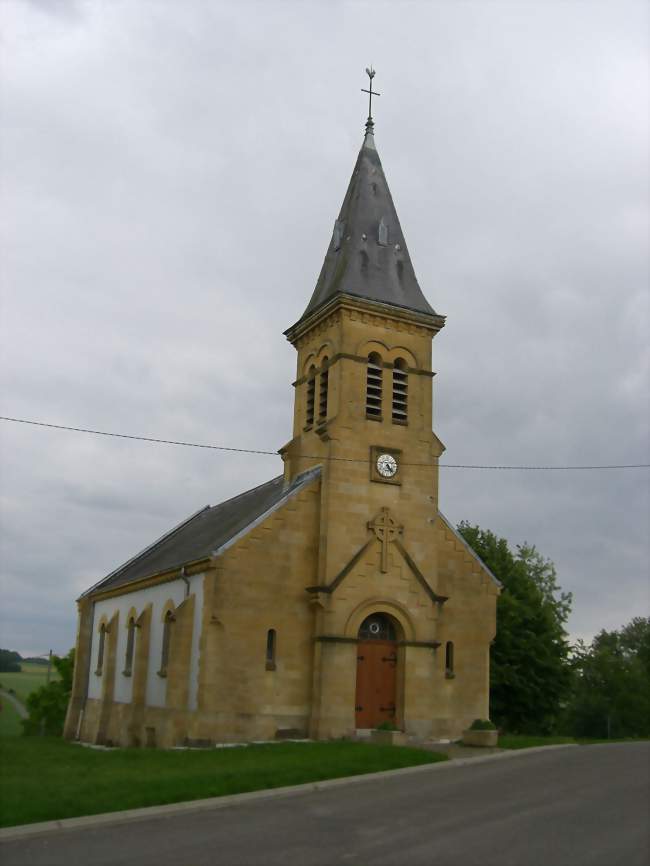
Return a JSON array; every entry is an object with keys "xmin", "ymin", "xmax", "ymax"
[{"xmin": 355, "ymin": 613, "xmax": 401, "ymax": 729}]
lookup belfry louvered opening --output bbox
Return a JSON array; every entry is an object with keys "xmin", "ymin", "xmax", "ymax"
[
  {"xmin": 318, "ymin": 358, "xmax": 329, "ymax": 421},
  {"xmin": 366, "ymin": 353, "xmax": 383, "ymax": 419},
  {"xmin": 392, "ymin": 358, "xmax": 408, "ymax": 423},
  {"xmin": 305, "ymin": 366, "xmax": 316, "ymax": 428}
]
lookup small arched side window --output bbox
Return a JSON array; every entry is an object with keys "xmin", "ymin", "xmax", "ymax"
[
  {"xmin": 159, "ymin": 610, "xmax": 175, "ymax": 678},
  {"xmin": 366, "ymin": 353, "xmax": 383, "ymax": 419},
  {"xmin": 392, "ymin": 358, "xmax": 408, "ymax": 424},
  {"xmin": 266, "ymin": 629, "xmax": 277, "ymax": 671},
  {"xmin": 318, "ymin": 358, "xmax": 329, "ymax": 422},
  {"xmin": 445, "ymin": 641, "xmax": 455, "ymax": 678},
  {"xmin": 95, "ymin": 623, "xmax": 107, "ymax": 676},
  {"xmin": 305, "ymin": 366, "xmax": 316, "ymax": 429},
  {"xmin": 123, "ymin": 617, "xmax": 136, "ymax": 677}
]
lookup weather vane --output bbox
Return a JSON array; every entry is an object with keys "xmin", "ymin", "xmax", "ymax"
[{"xmin": 361, "ymin": 66, "xmax": 380, "ymax": 132}]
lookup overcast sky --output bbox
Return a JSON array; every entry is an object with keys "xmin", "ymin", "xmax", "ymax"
[{"xmin": 1, "ymin": 0, "xmax": 648, "ymax": 657}]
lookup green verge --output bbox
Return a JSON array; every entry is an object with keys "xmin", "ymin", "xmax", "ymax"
[
  {"xmin": 0, "ymin": 737, "xmax": 447, "ymax": 828},
  {"xmin": 0, "ymin": 699, "xmax": 23, "ymax": 737},
  {"xmin": 498, "ymin": 734, "xmax": 650, "ymax": 749}
]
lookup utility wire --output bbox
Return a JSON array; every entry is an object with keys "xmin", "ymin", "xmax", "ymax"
[{"xmin": 1, "ymin": 415, "xmax": 648, "ymax": 471}]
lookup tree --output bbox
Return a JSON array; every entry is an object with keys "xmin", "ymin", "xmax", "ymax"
[
  {"xmin": 21, "ymin": 649, "xmax": 74, "ymax": 736},
  {"xmin": 563, "ymin": 617, "xmax": 650, "ymax": 738},
  {"xmin": 457, "ymin": 523, "xmax": 572, "ymax": 733},
  {"xmin": 0, "ymin": 649, "xmax": 22, "ymax": 673}
]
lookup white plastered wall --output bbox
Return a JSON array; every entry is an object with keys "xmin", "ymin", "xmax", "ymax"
[{"xmin": 87, "ymin": 574, "xmax": 204, "ymax": 709}]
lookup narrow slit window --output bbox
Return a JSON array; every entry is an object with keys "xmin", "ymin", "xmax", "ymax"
[
  {"xmin": 159, "ymin": 610, "xmax": 175, "ymax": 678},
  {"xmin": 266, "ymin": 629, "xmax": 277, "ymax": 671},
  {"xmin": 305, "ymin": 366, "xmax": 316, "ymax": 429},
  {"xmin": 123, "ymin": 617, "xmax": 136, "ymax": 677},
  {"xmin": 366, "ymin": 353, "xmax": 383, "ymax": 419},
  {"xmin": 392, "ymin": 358, "xmax": 408, "ymax": 423},
  {"xmin": 318, "ymin": 359, "xmax": 329, "ymax": 422},
  {"xmin": 95, "ymin": 624, "xmax": 106, "ymax": 676},
  {"xmin": 445, "ymin": 641, "xmax": 454, "ymax": 678}
]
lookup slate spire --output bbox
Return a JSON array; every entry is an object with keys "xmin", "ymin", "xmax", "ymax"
[{"xmin": 296, "ymin": 98, "xmax": 438, "ymax": 325}]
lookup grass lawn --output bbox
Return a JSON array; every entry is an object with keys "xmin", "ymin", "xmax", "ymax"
[
  {"xmin": 0, "ymin": 736, "xmax": 447, "ymax": 828},
  {"xmin": 0, "ymin": 662, "xmax": 58, "ymax": 706},
  {"xmin": 0, "ymin": 699, "xmax": 23, "ymax": 737}
]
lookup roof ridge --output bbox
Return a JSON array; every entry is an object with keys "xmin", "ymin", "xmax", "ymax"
[
  {"xmin": 436, "ymin": 511, "xmax": 502, "ymax": 589},
  {"xmin": 212, "ymin": 465, "xmax": 321, "ymax": 557},
  {"xmin": 81, "ymin": 474, "xmax": 286, "ymax": 598},
  {"xmin": 81, "ymin": 504, "xmax": 211, "ymax": 597},
  {"xmin": 207, "ymin": 473, "xmax": 283, "ymax": 514}
]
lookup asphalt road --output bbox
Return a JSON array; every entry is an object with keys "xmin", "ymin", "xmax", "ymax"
[{"xmin": 2, "ymin": 743, "xmax": 648, "ymax": 866}]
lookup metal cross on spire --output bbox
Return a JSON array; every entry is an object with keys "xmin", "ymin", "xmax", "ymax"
[{"xmin": 361, "ymin": 66, "xmax": 380, "ymax": 133}]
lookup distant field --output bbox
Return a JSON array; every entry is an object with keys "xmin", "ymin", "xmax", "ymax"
[
  {"xmin": 0, "ymin": 662, "xmax": 59, "ymax": 705},
  {"xmin": 0, "ymin": 698, "xmax": 23, "ymax": 737}
]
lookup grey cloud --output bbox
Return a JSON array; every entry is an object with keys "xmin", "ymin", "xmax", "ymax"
[{"xmin": 1, "ymin": 0, "xmax": 647, "ymax": 655}]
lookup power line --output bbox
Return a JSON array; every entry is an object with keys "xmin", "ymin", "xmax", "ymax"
[{"xmin": 1, "ymin": 415, "xmax": 648, "ymax": 471}]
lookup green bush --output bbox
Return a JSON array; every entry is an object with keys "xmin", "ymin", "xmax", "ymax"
[
  {"xmin": 469, "ymin": 718, "xmax": 496, "ymax": 731},
  {"xmin": 375, "ymin": 721, "xmax": 398, "ymax": 731},
  {"xmin": 21, "ymin": 649, "xmax": 74, "ymax": 737}
]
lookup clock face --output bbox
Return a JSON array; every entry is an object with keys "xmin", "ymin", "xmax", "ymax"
[{"xmin": 376, "ymin": 453, "xmax": 398, "ymax": 478}]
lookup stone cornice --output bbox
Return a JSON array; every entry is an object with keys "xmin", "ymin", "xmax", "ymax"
[
  {"xmin": 314, "ymin": 636, "xmax": 441, "ymax": 649},
  {"xmin": 285, "ymin": 294, "xmax": 445, "ymax": 346},
  {"xmin": 82, "ymin": 558, "xmax": 211, "ymax": 603}
]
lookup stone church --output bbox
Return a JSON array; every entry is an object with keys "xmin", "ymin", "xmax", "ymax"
[{"xmin": 64, "ymin": 105, "xmax": 499, "ymax": 749}]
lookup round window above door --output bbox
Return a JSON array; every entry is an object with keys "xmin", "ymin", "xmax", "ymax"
[{"xmin": 358, "ymin": 614, "xmax": 396, "ymax": 641}]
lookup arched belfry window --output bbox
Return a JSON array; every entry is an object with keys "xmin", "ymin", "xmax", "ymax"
[
  {"xmin": 445, "ymin": 641, "xmax": 455, "ymax": 678},
  {"xmin": 305, "ymin": 366, "xmax": 316, "ymax": 429},
  {"xmin": 266, "ymin": 629, "xmax": 277, "ymax": 671},
  {"xmin": 392, "ymin": 358, "xmax": 408, "ymax": 424},
  {"xmin": 95, "ymin": 623, "xmax": 107, "ymax": 676},
  {"xmin": 318, "ymin": 358, "xmax": 329, "ymax": 422},
  {"xmin": 358, "ymin": 614, "xmax": 397, "ymax": 641},
  {"xmin": 366, "ymin": 353, "xmax": 383, "ymax": 419},
  {"xmin": 159, "ymin": 610, "xmax": 175, "ymax": 678},
  {"xmin": 123, "ymin": 616, "xmax": 136, "ymax": 677}
]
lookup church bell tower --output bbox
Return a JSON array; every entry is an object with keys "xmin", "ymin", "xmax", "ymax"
[{"xmin": 281, "ymin": 71, "xmax": 446, "ymax": 594}]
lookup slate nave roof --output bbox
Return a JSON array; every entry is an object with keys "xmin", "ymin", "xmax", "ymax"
[{"xmin": 82, "ymin": 466, "xmax": 321, "ymax": 598}]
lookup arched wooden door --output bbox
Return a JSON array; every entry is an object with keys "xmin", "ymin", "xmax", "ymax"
[{"xmin": 355, "ymin": 614, "xmax": 398, "ymax": 729}]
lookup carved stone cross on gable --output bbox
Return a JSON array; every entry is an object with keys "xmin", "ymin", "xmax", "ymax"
[{"xmin": 368, "ymin": 507, "xmax": 403, "ymax": 573}]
